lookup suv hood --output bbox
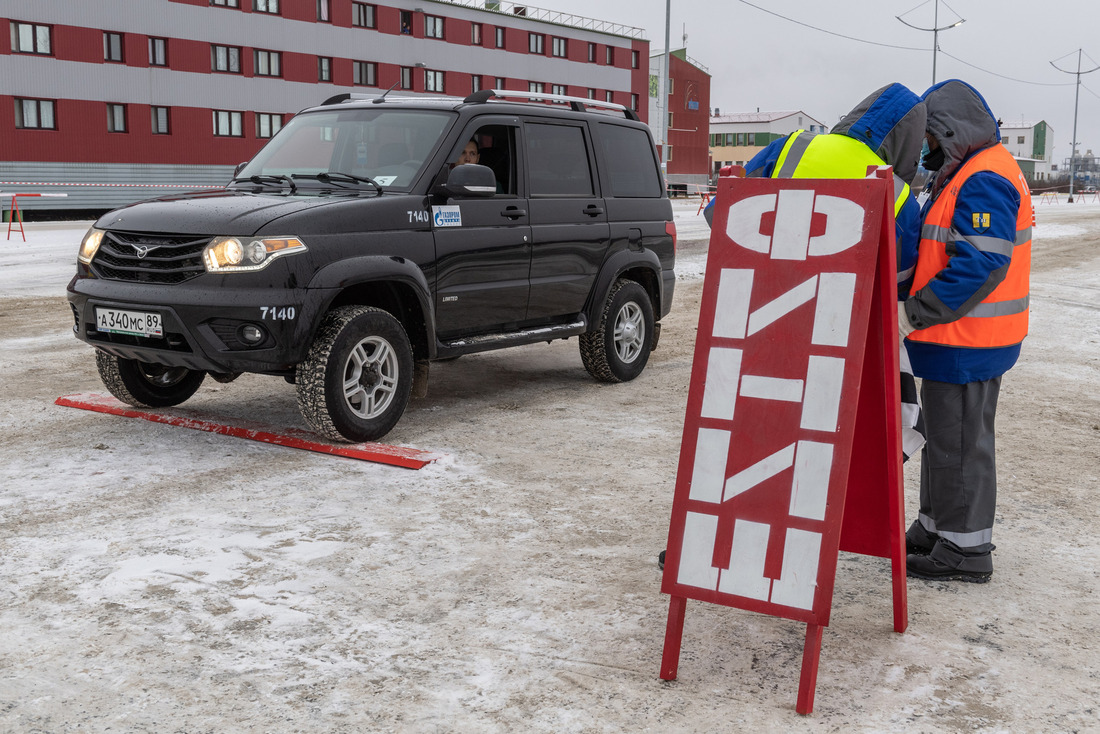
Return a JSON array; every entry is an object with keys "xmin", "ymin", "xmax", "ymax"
[{"xmin": 94, "ymin": 189, "xmax": 382, "ymax": 235}]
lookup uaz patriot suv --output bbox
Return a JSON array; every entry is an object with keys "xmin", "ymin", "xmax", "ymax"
[{"xmin": 67, "ymin": 90, "xmax": 676, "ymax": 442}]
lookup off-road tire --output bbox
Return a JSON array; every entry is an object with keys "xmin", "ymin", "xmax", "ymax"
[
  {"xmin": 296, "ymin": 306, "xmax": 414, "ymax": 443},
  {"xmin": 95, "ymin": 351, "xmax": 206, "ymax": 408},
  {"xmin": 579, "ymin": 279, "xmax": 654, "ymax": 383}
]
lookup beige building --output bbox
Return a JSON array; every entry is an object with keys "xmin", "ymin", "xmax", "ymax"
[{"xmin": 709, "ymin": 110, "xmax": 827, "ymax": 177}]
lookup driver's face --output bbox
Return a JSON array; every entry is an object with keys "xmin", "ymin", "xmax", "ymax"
[{"xmin": 456, "ymin": 141, "xmax": 479, "ymax": 165}]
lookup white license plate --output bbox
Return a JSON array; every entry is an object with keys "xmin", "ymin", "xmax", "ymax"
[{"xmin": 95, "ymin": 307, "xmax": 163, "ymax": 337}]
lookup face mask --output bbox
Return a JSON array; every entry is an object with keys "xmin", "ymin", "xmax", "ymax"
[{"xmin": 922, "ymin": 145, "xmax": 945, "ymax": 171}]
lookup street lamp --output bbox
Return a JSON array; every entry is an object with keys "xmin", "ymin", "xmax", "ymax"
[{"xmin": 897, "ymin": 0, "xmax": 965, "ymax": 86}]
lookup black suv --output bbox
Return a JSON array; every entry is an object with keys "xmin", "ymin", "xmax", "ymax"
[{"xmin": 67, "ymin": 90, "xmax": 676, "ymax": 442}]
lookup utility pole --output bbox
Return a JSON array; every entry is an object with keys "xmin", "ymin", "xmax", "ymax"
[
  {"xmin": 897, "ymin": 0, "xmax": 965, "ymax": 86},
  {"xmin": 660, "ymin": 0, "xmax": 671, "ymax": 180},
  {"xmin": 1050, "ymin": 49, "xmax": 1100, "ymax": 202}
]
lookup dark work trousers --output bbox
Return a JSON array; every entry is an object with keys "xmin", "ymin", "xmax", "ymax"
[{"xmin": 907, "ymin": 376, "xmax": 1001, "ymax": 572}]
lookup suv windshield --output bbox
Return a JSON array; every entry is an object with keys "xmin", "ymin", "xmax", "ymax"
[{"xmin": 236, "ymin": 108, "xmax": 456, "ymax": 191}]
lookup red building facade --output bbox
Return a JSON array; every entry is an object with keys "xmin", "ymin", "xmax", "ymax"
[
  {"xmin": 1, "ymin": 0, "xmax": 650, "ymax": 210},
  {"xmin": 650, "ymin": 48, "xmax": 710, "ymax": 189}
]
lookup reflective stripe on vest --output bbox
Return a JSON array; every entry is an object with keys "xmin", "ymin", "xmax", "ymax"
[
  {"xmin": 909, "ymin": 144, "xmax": 1032, "ymax": 349},
  {"xmin": 773, "ymin": 130, "xmax": 910, "ymax": 217}
]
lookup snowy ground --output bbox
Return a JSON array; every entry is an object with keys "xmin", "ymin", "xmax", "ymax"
[{"xmin": 0, "ymin": 197, "xmax": 1098, "ymax": 732}]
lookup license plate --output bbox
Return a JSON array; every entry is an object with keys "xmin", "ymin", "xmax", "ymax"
[{"xmin": 95, "ymin": 307, "xmax": 163, "ymax": 337}]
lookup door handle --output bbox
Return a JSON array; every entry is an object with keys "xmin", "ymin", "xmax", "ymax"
[
  {"xmin": 501, "ymin": 207, "xmax": 527, "ymax": 219},
  {"xmin": 584, "ymin": 205, "xmax": 605, "ymax": 217}
]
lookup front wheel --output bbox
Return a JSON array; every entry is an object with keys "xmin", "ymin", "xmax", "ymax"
[
  {"xmin": 579, "ymin": 279, "xmax": 655, "ymax": 383},
  {"xmin": 95, "ymin": 351, "xmax": 206, "ymax": 408},
  {"xmin": 296, "ymin": 306, "xmax": 414, "ymax": 443}
]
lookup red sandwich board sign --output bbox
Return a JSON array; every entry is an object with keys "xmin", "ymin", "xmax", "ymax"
[{"xmin": 659, "ymin": 169, "xmax": 908, "ymax": 715}]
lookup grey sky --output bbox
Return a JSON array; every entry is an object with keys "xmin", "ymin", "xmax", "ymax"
[{"xmin": 547, "ymin": 0, "xmax": 1100, "ymax": 169}]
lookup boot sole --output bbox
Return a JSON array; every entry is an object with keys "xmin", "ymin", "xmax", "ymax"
[{"xmin": 907, "ymin": 568, "xmax": 991, "ymax": 583}]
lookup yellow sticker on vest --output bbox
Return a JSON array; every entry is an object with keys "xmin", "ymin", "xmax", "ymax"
[{"xmin": 972, "ymin": 212, "xmax": 990, "ymax": 231}]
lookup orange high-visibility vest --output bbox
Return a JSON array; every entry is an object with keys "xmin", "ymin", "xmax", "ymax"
[{"xmin": 909, "ymin": 145, "xmax": 1032, "ymax": 349}]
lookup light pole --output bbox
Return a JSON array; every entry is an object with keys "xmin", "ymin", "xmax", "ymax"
[
  {"xmin": 1050, "ymin": 49, "xmax": 1100, "ymax": 202},
  {"xmin": 660, "ymin": 0, "xmax": 671, "ymax": 179},
  {"xmin": 897, "ymin": 0, "xmax": 965, "ymax": 86}
]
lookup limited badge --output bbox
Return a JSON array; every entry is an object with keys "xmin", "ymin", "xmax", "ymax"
[
  {"xmin": 972, "ymin": 212, "xmax": 990, "ymax": 232},
  {"xmin": 432, "ymin": 205, "xmax": 462, "ymax": 227}
]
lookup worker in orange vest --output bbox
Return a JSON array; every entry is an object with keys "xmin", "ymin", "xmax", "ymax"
[{"xmin": 901, "ymin": 80, "xmax": 1032, "ymax": 583}]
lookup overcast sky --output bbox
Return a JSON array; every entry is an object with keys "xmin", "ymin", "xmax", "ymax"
[{"xmin": 545, "ymin": 0, "xmax": 1100, "ymax": 164}]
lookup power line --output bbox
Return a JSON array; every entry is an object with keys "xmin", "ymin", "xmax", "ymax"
[
  {"xmin": 733, "ymin": 0, "xmax": 926, "ymax": 51},
  {"xmin": 938, "ymin": 49, "xmax": 1075, "ymax": 87}
]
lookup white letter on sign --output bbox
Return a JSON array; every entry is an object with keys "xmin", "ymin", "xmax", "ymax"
[{"xmin": 725, "ymin": 192, "xmax": 866, "ymax": 260}]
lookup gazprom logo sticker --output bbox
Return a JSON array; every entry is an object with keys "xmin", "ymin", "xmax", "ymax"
[{"xmin": 432, "ymin": 206, "xmax": 462, "ymax": 228}]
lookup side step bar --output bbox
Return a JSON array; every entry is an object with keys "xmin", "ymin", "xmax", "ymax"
[{"xmin": 439, "ymin": 318, "xmax": 587, "ymax": 356}]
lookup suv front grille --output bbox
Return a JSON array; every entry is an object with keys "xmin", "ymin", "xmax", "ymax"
[{"xmin": 91, "ymin": 231, "xmax": 211, "ymax": 284}]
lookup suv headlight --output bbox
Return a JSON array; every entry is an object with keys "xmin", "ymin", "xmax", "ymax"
[
  {"xmin": 78, "ymin": 227, "xmax": 105, "ymax": 264},
  {"xmin": 203, "ymin": 236, "xmax": 307, "ymax": 273}
]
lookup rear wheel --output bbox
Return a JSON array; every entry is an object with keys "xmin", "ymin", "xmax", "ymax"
[
  {"xmin": 296, "ymin": 306, "xmax": 414, "ymax": 442},
  {"xmin": 95, "ymin": 351, "xmax": 206, "ymax": 408},
  {"xmin": 579, "ymin": 279, "xmax": 654, "ymax": 383}
]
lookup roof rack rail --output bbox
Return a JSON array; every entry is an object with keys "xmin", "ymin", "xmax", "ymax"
[{"xmin": 463, "ymin": 89, "xmax": 639, "ymax": 121}]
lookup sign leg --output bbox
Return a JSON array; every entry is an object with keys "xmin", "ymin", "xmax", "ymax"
[
  {"xmin": 659, "ymin": 595, "xmax": 687, "ymax": 680},
  {"xmin": 796, "ymin": 623, "xmax": 824, "ymax": 715}
]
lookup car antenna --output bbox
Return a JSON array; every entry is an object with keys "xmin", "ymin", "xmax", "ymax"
[{"xmin": 372, "ymin": 81, "xmax": 401, "ymax": 104}]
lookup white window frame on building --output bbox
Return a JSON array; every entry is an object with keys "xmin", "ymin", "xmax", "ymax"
[
  {"xmin": 212, "ymin": 44, "xmax": 242, "ymax": 73},
  {"xmin": 318, "ymin": 56, "xmax": 332, "ymax": 82},
  {"xmin": 588, "ymin": 43, "xmax": 596, "ymax": 62},
  {"xmin": 587, "ymin": 88, "xmax": 596, "ymax": 99},
  {"xmin": 149, "ymin": 37, "xmax": 168, "ymax": 66},
  {"xmin": 104, "ymin": 32, "xmax": 124, "ymax": 62},
  {"xmin": 632, "ymin": 50, "xmax": 639, "ymax": 68},
  {"xmin": 151, "ymin": 106, "xmax": 170, "ymax": 135},
  {"xmin": 495, "ymin": 27, "xmax": 505, "ymax": 48},
  {"xmin": 425, "ymin": 69, "xmax": 445, "ymax": 93},
  {"xmin": 353, "ymin": 60, "xmax": 377, "ymax": 86},
  {"xmin": 529, "ymin": 81, "xmax": 545, "ymax": 93},
  {"xmin": 400, "ymin": 10, "xmax": 412, "ymax": 34},
  {"xmin": 352, "ymin": 2, "xmax": 376, "ymax": 28},
  {"xmin": 211, "ymin": 0, "xmax": 240, "ymax": 6},
  {"xmin": 12, "ymin": 22, "xmax": 52, "ymax": 55},
  {"xmin": 212, "ymin": 109, "xmax": 244, "ymax": 137},
  {"xmin": 495, "ymin": 76, "xmax": 506, "ymax": 89},
  {"xmin": 400, "ymin": 66, "xmax": 413, "ymax": 90},
  {"xmin": 631, "ymin": 93, "xmax": 638, "ymax": 110},
  {"xmin": 256, "ymin": 112, "xmax": 283, "ymax": 139},
  {"xmin": 605, "ymin": 90, "xmax": 613, "ymax": 103},
  {"xmin": 317, "ymin": 0, "xmax": 330, "ymax": 21},
  {"xmin": 605, "ymin": 46, "xmax": 614, "ymax": 65},
  {"xmin": 425, "ymin": 15, "xmax": 444, "ymax": 39},
  {"xmin": 107, "ymin": 103, "xmax": 127, "ymax": 133},
  {"xmin": 551, "ymin": 84, "xmax": 566, "ymax": 99},
  {"xmin": 471, "ymin": 74, "xmax": 483, "ymax": 93},
  {"xmin": 253, "ymin": 0, "xmax": 279, "ymax": 14},
  {"xmin": 552, "ymin": 37, "xmax": 567, "ymax": 57},
  {"xmin": 14, "ymin": 98, "xmax": 56, "ymax": 129},
  {"xmin": 471, "ymin": 22, "xmax": 482, "ymax": 45},
  {"xmin": 529, "ymin": 33, "xmax": 544, "ymax": 54},
  {"xmin": 254, "ymin": 49, "xmax": 281, "ymax": 77}
]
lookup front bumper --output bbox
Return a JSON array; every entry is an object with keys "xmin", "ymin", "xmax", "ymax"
[{"xmin": 67, "ymin": 276, "xmax": 335, "ymax": 374}]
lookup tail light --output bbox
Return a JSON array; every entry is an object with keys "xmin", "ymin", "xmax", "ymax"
[{"xmin": 666, "ymin": 220, "xmax": 677, "ymax": 255}]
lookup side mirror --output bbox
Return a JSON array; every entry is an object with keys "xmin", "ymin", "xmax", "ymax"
[
  {"xmin": 233, "ymin": 162, "xmax": 248, "ymax": 177},
  {"xmin": 440, "ymin": 164, "xmax": 497, "ymax": 198}
]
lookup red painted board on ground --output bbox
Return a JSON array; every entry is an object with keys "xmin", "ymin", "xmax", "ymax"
[{"xmin": 55, "ymin": 392, "xmax": 441, "ymax": 469}]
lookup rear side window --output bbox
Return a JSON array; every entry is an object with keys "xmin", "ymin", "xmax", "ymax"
[
  {"xmin": 598, "ymin": 123, "xmax": 662, "ymax": 197},
  {"xmin": 525, "ymin": 123, "xmax": 594, "ymax": 197}
]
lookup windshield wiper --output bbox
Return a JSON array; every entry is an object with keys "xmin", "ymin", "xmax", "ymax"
[
  {"xmin": 229, "ymin": 174, "xmax": 297, "ymax": 193},
  {"xmin": 292, "ymin": 171, "xmax": 384, "ymax": 197}
]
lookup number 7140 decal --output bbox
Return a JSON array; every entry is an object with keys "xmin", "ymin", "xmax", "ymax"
[{"xmin": 260, "ymin": 306, "xmax": 297, "ymax": 320}]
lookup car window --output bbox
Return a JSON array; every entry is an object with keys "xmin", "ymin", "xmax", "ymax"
[
  {"xmin": 240, "ymin": 108, "xmax": 455, "ymax": 190},
  {"xmin": 598, "ymin": 123, "xmax": 662, "ymax": 198},
  {"xmin": 525, "ymin": 122, "xmax": 594, "ymax": 197},
  {"xmin": 445, "ymin": 124, "xmax": 516, "ymax": 195}
]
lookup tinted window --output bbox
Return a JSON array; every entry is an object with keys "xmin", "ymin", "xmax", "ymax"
[
  {"xmin": 598, "ymin": 123, "xmax": 661, "ymax": 197},
  {"xmin": 526, "ymin": 123, "xmax": 593, "ymax": 197}
]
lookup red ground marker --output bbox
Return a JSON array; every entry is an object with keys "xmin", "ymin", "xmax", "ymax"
[{"xmin": 55, "ymin": 392, "xmax": 441, "ymax": 470}]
